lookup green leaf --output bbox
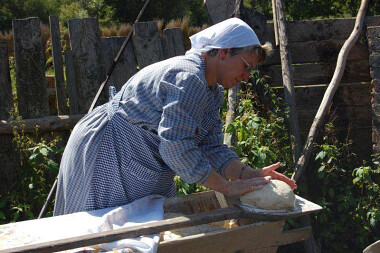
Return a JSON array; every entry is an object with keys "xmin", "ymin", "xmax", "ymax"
[
  {"xmin": 318, "ymin": 165, "xmax": 326, "ymax": 173},
  {"xmin": 40, "ymin": 148, "xmax": 48, "ymax": 156},
  {"xmin": 315, "ymin": 151, "xmax": 326, "ymax": 161},
  {"xmin": 29, "ymin": 153, "xmax": 38, "ymax": 161}
]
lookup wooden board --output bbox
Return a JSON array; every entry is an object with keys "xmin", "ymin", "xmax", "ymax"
[
  {"xmin": 158, "ymin": 220, "xmax": 312, "ymax": 253},
  {"xmin": 68, "ymin": 18, "xmax": 105, "ymax": 113},
  {"xmin": 101, "ymin": 36, "xmax": 138, "ymax": 91},
  {"xmin": 297, "ymin": 106, "xmax": 371, "ymax": 129},
  {"xmin": 162, "ymin": 28, "xmax": 186, "ymax": 59},
  {"xmin": 284, "ymin": 83, "xmax": 372, "ymax": 109},
  {"xmin": 261, "ymin": 59, "xmax": 370, "ymax": 86},
  {"xmin": 49, "ymin": 15, "xmax": 68, "ymax": 115},
  {"xmin": 261, "ymin": 16, "xmax": 380, "ymax": 43},
  {"xmin": 0, "ymin": 41, "xmax": 12, "ymax": 120},
  {"xmin": 12, "ymin": 17, "xmax": 50, "ymax": 119},
  {"xmin": 203, "ymin": 0, "xmax": 236, "ymax": 25},
  {"xmin": 164, "ymin": 191, "xmax": 223, "ymax": 215},
  {"xmin": 133, "ymin": 21, "xmax": 164, "ymax": 69},
  {"xmin": 264, "ymin": 39, "xmax": 369, "ymax": 65}
]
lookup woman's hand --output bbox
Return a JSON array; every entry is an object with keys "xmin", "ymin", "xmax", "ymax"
[
  {"xmin": 203, "ymin": 171, "xmax": 272, "ymax": 196},
  {"xmin": 254, "ymin": 162, "xmax": 297, "ymax": 189},
  {"xmin": 223, "ymin": 176, "xmax": 272, "ymax": 196},
  {"xmin": 225, "ymin": 160, "xmax": 297, "ymax": 190}
]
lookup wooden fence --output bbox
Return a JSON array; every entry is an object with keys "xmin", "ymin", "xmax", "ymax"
[{"xmin": 0, "ymin": 15, "xmax": 379, "ymax": 196}]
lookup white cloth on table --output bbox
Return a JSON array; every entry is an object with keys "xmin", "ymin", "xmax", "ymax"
[{"xmin": 0, "ymin": 195, "xmax": 165, "ymax": 253}]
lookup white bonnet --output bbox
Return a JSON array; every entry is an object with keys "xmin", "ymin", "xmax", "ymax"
[{"xmin": 186, "ymin": 17, "xmax": 260, "ymax": 55}]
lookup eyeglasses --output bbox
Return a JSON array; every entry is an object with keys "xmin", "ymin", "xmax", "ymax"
[{"xmin": 239, "ymin": 55, "xmax": 255, "ymax": 73}]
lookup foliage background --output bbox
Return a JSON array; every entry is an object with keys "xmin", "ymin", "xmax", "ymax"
[
  {"xmin": 0, "ymin": 0, "xmax": 380, "ymax": 252},
  {"xmin": 1, "ymin": 0, "xmax": 380, "ymax": 32}
]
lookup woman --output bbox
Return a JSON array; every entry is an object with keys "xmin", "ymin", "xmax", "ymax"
[{"xmin": 54, "ymin": 17, "xmax": 296, "ymax": 216}]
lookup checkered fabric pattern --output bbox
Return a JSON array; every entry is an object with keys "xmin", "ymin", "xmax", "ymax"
[{"xmin": 54, "ymin": 53, "xmax": 239, "ymax": 216}]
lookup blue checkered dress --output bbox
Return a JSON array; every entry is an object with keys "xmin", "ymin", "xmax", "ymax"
[{"xmin": 54, "ymin": 52, "xmax": 239, "ymax": 215}]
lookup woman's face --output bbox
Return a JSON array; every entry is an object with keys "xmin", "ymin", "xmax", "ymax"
[{"xmin": 216, "ymin": 50, "xmax": 259, "ymax": 89}]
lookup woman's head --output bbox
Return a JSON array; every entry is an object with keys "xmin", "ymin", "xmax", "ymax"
[
  {"xmin": 188, "ymin": 17, "xmax": 273, "ymax": 89},
  {"xmin": 206, "ymin": 42, "xmax": 273, "ymax": 65},
  {"xmin": 186, "ymin": 18, "xmax": 262, "ymax": 55}
]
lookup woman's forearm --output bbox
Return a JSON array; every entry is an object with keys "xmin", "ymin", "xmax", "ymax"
[{"xmin": 224, "ymin": 159, "xmax": 261, "ymax": 180}]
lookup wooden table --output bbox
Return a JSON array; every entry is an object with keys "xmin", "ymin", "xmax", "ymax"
[{"xmin": 1, "ymin": 191, "xmax": 322, "ymax": 253}]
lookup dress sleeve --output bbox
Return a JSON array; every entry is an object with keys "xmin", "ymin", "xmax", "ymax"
[
  {"xmin": 157, "ymin": 71, "xmax": 213, "ymax": 184},
  {"xmin": 198, "ymin": 116, "xmax": 240, "ymax": 178}
]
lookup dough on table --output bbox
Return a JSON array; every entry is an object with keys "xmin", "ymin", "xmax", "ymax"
[{"xmin": 240, "ymin": 179, "xmax": 296, "ymax": 210}]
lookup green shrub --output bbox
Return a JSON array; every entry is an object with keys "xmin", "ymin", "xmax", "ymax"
[
  {"xmin": 0, "ymin": 108, "xmax": 63, "ymax": 224},
  {"xmin": 312, "ymin": 122, "xmax": 380, "ymax": 251},
  {"xmin": 225, "ymin": 71, "xmax": 294, "ymax": 175}
]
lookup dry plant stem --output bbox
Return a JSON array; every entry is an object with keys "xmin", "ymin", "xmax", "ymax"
[{"xmin": 291, "ymin": 0, "xmax": 370, "ymax": 182}]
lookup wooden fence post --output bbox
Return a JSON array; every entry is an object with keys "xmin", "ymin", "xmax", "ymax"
[
  {"xmin": 367, "ymin": 26, "xmax": 380, "ymax": 153},
  {"xmin": 133, "ymin": 21, "xmax": 164, "ymax": 69},
  {"xmin": 101, "ymin": 37, "xmax": 138, "ymax": 91},
  {"xmin": 67, "ymin": 18, "xmax": 104, "ymax": 114},
  {"xmin": 204, "ymin": 0, "xmax": 236, "ymax": 24},
  {"xmin": 64, "ymin": 50, "xmax": 79, "ymax": 114},
  {"xmin": 12, "ymin": 17, "xmax": 50, "ymax": 119},
  {"xmin": 162, "ymin": 28, "xmax": 186, "ymax": 59},
  {"xmin": 49, "ymin": 15, "xmax": 68, "ymax": 115},
  {"xmin": 0, "ymin": 41, "xmax": 13, "ymax": 120}
]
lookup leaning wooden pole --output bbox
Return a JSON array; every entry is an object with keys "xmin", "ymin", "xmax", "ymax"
[
  {"xmin": 274, "ymin": 0, "xmax": 302, "ymax": 163},
  {"xmin": 292, "ymin": 0, "xmax": 370, "ymax": 182},
  {"xmin": 274, "ymin": 1, "xmax": 318, "ymax": 252}
]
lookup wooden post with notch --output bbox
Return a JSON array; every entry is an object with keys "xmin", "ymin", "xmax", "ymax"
[
  {"xmin": 0, "ymin": 41, "xmax": 12, "ymax": 120},
  {"xmin": 49, "ymin": 15, "xmax": 68, "ymax": 115}
]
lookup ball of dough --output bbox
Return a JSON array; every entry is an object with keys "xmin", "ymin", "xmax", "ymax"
[{"xmin": 240, "ymin": 180, "xmax": 296, "ymax": 210}]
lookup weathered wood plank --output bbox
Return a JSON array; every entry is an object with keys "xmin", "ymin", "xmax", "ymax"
[
  {"xmin": 0, "ymin": 41, "xmax": 12, "ymax": 120},
  {"xmin": 64, "ymin": 50, "xmax": 79, "ymax": 114},
  {"xmin": 0, "ymin": 114, "xmax": 84, "ymax": 134},
  {"xmin": 297, "ymin": 106, "xmax": 371, "ymax": 130},
  {"xmin": 49, "ymin": 15, "xmax": 68, "ymax": 115},
  {"xmin": 162, "ymin": 28, "xmax": 186, "ymax": 59},
  {"xmin": 68, "ymin": 18, "xmax": 104, "ymax": 114},
  {"xmin": 262, "ymin": 16, "xmax": 380, "ymax": 43},
  {"xmin": 204, "ymin": 0, "xmax": 236, "ymax": 24},
  {"xmin": 367, "ymin": 26, "xmax": 380, "ymax": 153},
  {"xmin": 265, "ymin": 39, "xmax": 368, "ymax": 65},
  {"xmin": 273, "ymin": 83, "xmax": 371, "ymax": 108},
  {"xmin": 262, "ymin": 59, "xmax": 370, "ymax": 86},
  {"xmin": 164, "ymin": 191, "xmax": 221, "ymax": 215},
  {"xmin": 101, "ymin": 36, "xmax": 138, "ymax": 91},
  {"xmin": 12, "ymin": 17, "xmax": 50, "ymax": 119},
  {"xmin": 133, "ymin": 21, "xmax": 164, "ymax": 69},
  {"xmin": 159, "ymin": 221, "xmax": 311, "ymax": 253},
  {"xmin": 3, "ymin": 207, "xmax": 242, "ymax": 253}
]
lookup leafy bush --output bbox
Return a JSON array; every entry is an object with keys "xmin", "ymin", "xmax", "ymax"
[
  {"xmin": 311, "ymin": 122, "xmax": 380, "ymax": 251},
  {"xmin": 225, "ymin": 71, "xmax": 294, "ymax": 175},
  {"xmin": 0, "ymin": 108, "xmax": 63, "ymax": 224}
]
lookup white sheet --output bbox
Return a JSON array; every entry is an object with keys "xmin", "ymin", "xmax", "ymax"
[{"xmin": 0, "ymin": 194, "xmax": 165, "ymax": 253}]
